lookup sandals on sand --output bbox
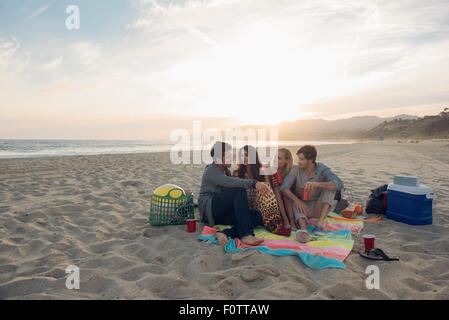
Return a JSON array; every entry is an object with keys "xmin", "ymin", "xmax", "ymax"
[{"xmin": 359, "ymin": 248, "xmax": 399, "ymax": 261}]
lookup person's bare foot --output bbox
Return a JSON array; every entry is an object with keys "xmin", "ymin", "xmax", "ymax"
[
  {"xmin": 216, "ymin": 232, "xmax": 229, "ymax": 245},
  {"xmin": 296, "ymin": 231, "xmax": 313, "ymax": 243},
  {"xmin": 241, "ymin": 235, "xmax": 264, "ymax": 246}
]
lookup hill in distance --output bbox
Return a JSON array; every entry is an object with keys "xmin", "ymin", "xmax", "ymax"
[
  {"xmin": 363, "ymin": 108, "xmax": 449, "ymax": 140},
  {"xmin": 241, "ymin": 109, "xmax": 449, "ymax": 140},
  {"xmin": 243, "ymin": 114, "xmax": 420, "ymax": 140}
]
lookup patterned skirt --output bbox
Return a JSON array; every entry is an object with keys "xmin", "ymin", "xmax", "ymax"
[{"xmin": 247, "ymin": 182, "xmax": 283, "ymax": 233}]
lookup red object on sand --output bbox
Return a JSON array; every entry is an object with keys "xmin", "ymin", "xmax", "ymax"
[
  {"xmin": 363, "ymin": 234, "xmax": 376, "ymax": 253},
  {"xmin": 186, "ymin": 219, "xmax": 197, "ymax": 233},
  {"xmin": 354, "ymin": 204, "xmax": 364, "ymax": 215},
  {"xmin": 300, "ymin": 187, "xmax": 311, "ymax": 201}
]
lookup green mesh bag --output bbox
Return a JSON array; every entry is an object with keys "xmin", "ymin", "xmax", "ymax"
[{"xmin": 149, "ymin": 184, "xmax": 194, "ymax": 226}]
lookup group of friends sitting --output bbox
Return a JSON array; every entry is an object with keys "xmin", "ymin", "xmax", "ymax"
[{"xmin": 198, "ymin": 141, "xmax": 344, "ymax": 246}]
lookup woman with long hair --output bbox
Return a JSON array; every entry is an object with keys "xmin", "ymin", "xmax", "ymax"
[
  {"xmin": 234, "ymin": 145, "xmax": 294, "ymax": 234},
  {"xmin": 272, "ymin": 148, "xmax": 296, "ymax": 229}
]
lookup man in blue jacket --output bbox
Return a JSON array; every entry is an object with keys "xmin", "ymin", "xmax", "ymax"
[{"xmin": 280, "ymin": 145, "xmax": 344, "ymax": 243}]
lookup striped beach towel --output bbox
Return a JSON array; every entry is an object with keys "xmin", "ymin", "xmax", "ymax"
[
  {"xmin": 199, "ymin": 225, "xmax": 353, "ymax": 270},
  {"xmin": 198, "ymin": 213, "xmax": 381, "ymax": 270}
]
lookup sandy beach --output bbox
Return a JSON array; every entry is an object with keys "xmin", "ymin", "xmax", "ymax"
[{"xmin": 0, "ymin": 141, "xmax": 448, "ymax": 300}]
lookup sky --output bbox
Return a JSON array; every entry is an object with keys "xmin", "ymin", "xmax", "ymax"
[{"xmin": 1, "ymin": 0, "xmax": 449, "ymax": 139}]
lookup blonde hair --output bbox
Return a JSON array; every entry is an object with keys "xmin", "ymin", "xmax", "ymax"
[{"xmin": 278, "ymin": 148, "xmax": 293, "ymax": 178}]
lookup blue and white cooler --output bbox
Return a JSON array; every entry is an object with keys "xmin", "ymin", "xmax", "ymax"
[{"xmin": 387, "ymin": 176, "xmax": 434, "ymax": 225}]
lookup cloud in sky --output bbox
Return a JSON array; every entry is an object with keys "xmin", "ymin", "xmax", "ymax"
[
  {"xmin": 148, "ymin": 0, "xmax": 218, "ymax": 48},
  {"xmin": 1, "ymin": 0, "xmax": 449, "ymax": 139},
  {"xmin": 0, "ymin": 34, "xmax": 30, "ymax": 81},
  {"xmin": 41, "ymin": 56, "xmax": 63, "ymax": 71},
  {"xmin": 70, "ymin": 41, "xmax": 103, "ymax": 66},
  {"xmin": 28, "ymin": 4, "xmax": 50, "ymax": 19},
  {"xmin": 127, "ymin": 18, "xmax": 153, "ymax": 29},
  {"xmin": 0, "ymin": 34, "xmax": 21, "ymax": 69}
]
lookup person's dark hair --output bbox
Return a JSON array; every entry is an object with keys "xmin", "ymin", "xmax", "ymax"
[
  {"xmin": 296, "ymin": 145, "xmax": 317, "ymax": 164},
  {"xmin": 237, "ymin": 145, "xmax": 263, "ymax": 181},
  {"xmin": 210, "ymin": 141, "xmax": 232, "ymax": 163}
]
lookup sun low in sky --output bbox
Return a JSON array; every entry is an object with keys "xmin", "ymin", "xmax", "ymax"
[{"xmin": 1, "ymin": 0, "xmax": 449, "ymax": 139}]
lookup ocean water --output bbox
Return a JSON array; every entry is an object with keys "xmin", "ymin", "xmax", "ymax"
[{"xmin": 0, "ymin": 139, "xmax": 356, "ymax": 159}]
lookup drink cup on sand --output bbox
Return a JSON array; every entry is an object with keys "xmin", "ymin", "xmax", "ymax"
[
  {"xmin": 186, "ymin": 219, "xmax": 197, "ymax": 233},
  {"xmin": 363, "ymin": 234, "xmax": 376, "ymax": 253}
]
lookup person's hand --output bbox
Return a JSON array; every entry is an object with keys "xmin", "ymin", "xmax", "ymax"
[
  {"xmin": 304, "ymin": 181, "xmax": 320, "ymax": 192},
  {"xmin": 294, "ymin": 198, "xmax": 310, "ymax": 217},
  {"xmin": 255, "ymin": 182, "xmax": 270, "ymax": 195}
]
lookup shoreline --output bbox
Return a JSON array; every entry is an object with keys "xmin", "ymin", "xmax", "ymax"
[
  {"xmin": 0, "ymin": 140, "xmax": 358, "ymax": 160},
  {"xmin": 1, "ymin": 139, "xmax": 448, "ymax": 160}
]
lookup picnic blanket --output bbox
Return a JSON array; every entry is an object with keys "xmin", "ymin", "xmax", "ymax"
[{"xmin": 198, "ymin": 213, "xmax": 382, "ymax": 270}]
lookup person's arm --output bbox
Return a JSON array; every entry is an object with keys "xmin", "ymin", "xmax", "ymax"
[
  {"xmin": 263, "ymin": 175, "xmax": 288, "ymax": 220},
  {"xmin": 280, "ymin": 166, "xmax": 302, "ymax": 203},
  {"xmin": 321, "ymin": 168, "xmax": 343, "ymax": 191},
  {"xmin": 304, "ymin": 168, "xmax": 343, "ymax": 192},
  {"xmin": 207, "ymin": 165, "xmax": 270, "ymax": 195},
  {"xmin": 282, "ymin": 187, "xmax": 310, "ymax": 217},
  {"xmin": 282, "ymin": 187, "xmax": 300, "ymax": 203},
  {"xmin": 279, "ymin": 166, "xmax": 297, "ymax": 192},
  {"xmin": 208, "ymin": 166, "xmax": 256, "ymax": 189},
  {"xmin": 305, "ymin": 181, "xmax": 337, "ymax": 191},
  {"xmin": 273, "ymin": 185, "xmax": 287, "ymax": 220},
  {"xmin": 279, "ymin": 167, "xmax": 312, "ymax": 217}
]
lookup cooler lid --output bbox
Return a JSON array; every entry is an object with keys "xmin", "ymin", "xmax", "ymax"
[{"xmin": 387, "ymin": 183, "xmax": 433, "ymax": 195}]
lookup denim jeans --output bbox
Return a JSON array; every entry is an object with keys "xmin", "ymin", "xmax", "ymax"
[{"xmin": 211, "ymin": 188, "xmax": 263, "ymax": 239}]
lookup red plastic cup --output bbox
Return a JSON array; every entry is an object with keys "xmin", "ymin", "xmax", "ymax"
[
  {"xmin": 300, "ymin": 187, "xmax": 311, "ymax": 201},
  {"xmin": 363, "ymin": 234, "xmax": 376, "ymax": 253},
  {"xmin": 186, "ymin": 219, "xmax": 197, "ymax": 233},
  {"xmin": 274, "ymin": 171, "xmax": 283, "ymax": 185}
]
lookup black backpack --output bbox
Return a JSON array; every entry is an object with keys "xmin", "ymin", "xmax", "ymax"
[{"xmin": 366, "ymin": 184, "xmax": 388, "ymax": 214}]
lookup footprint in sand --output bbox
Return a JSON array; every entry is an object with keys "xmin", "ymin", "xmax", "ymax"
[
  {"xmin": 400, "ymin": 277, "xmax": 434, "ymax": 292},
  {"xmin": 240, "ymin": 266, "xmax": 280, "ymax": 283},
  {"xmin": 0, "ymin": 278, "xmax": 58, "ymax": 300},
  {"xmin": 120, "ymin": 180, "xmax": 144, "ymax": 188}
]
